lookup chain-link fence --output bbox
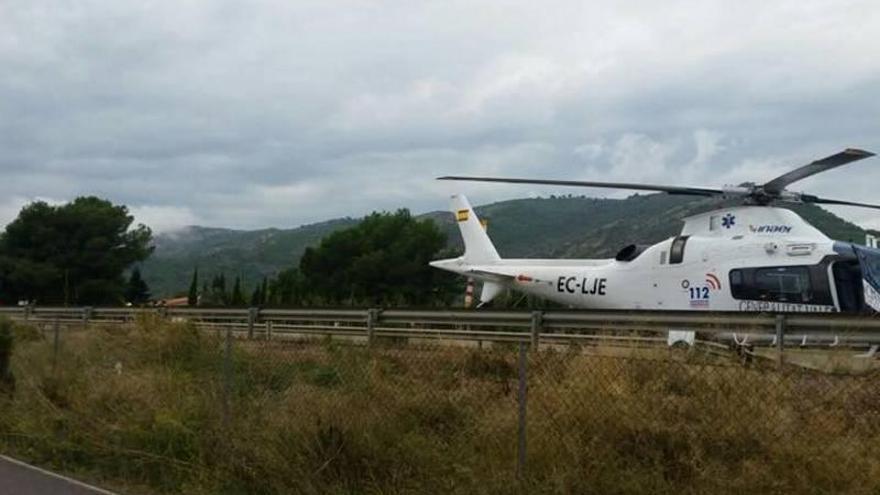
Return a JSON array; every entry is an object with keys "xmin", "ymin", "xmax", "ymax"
[{"xmin": 1, "ymin": 316, "xmax": 879, "ymax": 494}]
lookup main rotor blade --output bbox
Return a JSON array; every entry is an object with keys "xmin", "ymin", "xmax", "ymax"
[
  {"xmin": 800, "ymin": 194, "xmax": 880, "ymax": 211},
  {"xmin": 437, "ymin": 176, "xmax": 725, "ymax": 197},
  {"xmin": 763, "ymin": 148, "xmax": 875, "ymax": 194}
]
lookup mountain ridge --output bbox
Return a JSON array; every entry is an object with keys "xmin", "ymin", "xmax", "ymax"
[{"xmin": 141, "ymin": 195, "xmax": 876, "ymax": 297}]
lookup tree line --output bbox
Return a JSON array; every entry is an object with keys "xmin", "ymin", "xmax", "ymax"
[
  {"xmin": 0, "ymin": 197, "xmax": 152, "ymax": 306},
  {"xmin": 1, "ymin": 198, "xmax": 462, "ymax": 308},
  {"xmin": 188, "ymin": 210, "xmax": 462, "ymax": 307}
]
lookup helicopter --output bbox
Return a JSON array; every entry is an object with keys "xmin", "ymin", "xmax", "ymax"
[{"xmin": 430, "ymin": 148, "xmax": 880, "ymax": 315}]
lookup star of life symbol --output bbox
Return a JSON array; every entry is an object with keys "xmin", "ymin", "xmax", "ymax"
[{"xmin": 721, "ymin": 213, "xmax": 736, "ymax": 229}]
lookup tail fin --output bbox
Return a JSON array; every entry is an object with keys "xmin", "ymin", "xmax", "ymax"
[{"xmin": 450, "ymin": 194, "xmax": 501, "ymax": 264}]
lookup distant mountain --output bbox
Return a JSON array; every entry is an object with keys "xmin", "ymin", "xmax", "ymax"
[
  {"xmin": 430, "ymin": 194, "xmax": 869, "ymax": 258},
  {"xmin": 141, "ymin": 218, "xmax": 358, "ymax": 297},
  {"xmin": 141, "ymin": 195, "xmax": 873, "ymax": 297}
]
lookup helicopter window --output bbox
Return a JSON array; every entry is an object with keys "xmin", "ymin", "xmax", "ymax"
[
  {"xmin": 709, "ymin": 215, "xmax": 719, "ymax": 231},
  {"xmin": 670, "ymin": 236, "xmax": 689, "ymax": 264},
  {"xmin": 755, "ymin": 267, "xmax": 811, "ymax": 302},
  {"xmin": 730, "ymin": 269, "xmax": 744, "ymax": 288},
  {"xmin": 660, "ymin": 251, "xmax": 668, "ymax": 265},
  {"xmin": 729, "ymin": 265, "xmax": 829, "ymax": 304}
]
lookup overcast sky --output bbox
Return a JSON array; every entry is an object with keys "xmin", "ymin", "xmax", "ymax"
[{"xmin": 3, "ymin": 0, "xmax": 880, "ymax": 232}]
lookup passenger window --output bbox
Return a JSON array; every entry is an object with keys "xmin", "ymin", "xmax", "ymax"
[
  {"xmin": 729, "ymin": 266, "xmax": 815, "ymax": 303},
  {"xmin": 730, "ymin": 269, "xmax": 743, "ymax": 289},
  {"xmin": 755, "ymin": 267, "xmax": 812, "ymax": 302}
]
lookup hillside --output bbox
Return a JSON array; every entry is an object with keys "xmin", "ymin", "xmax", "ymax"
[
  {"xmin": 431, "ymin": 195, "xmax": 868, "ymax": 258},
  {"xmin": 141, "ymin": 218, "xmax": 358, "ymax": 297},
  {"xmin": 141, "ymin": 195, "xmax": 872, "ymax": 297}
]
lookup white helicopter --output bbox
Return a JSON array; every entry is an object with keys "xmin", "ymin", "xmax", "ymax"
[{"xmin": 431, "ymin": 148, "xmax": 880, "ymax": 315}]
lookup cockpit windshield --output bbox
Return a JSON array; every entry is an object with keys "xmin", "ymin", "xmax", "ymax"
[{"xmin": 853, "ymin": 246, "xmax": 880, "ymax": 312}]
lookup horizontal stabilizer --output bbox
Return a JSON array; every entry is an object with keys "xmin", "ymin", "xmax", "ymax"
[{"xmin": 478, "ymin": 281, "xmax": 504, "ymax": 307}]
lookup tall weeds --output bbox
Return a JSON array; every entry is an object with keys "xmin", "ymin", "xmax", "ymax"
[{"xmin": 0, "ymin": 319, "xmax": 877, "ymax": 494}]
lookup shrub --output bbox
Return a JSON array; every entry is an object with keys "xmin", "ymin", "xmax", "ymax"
[{"xmin": 0, "ymin": 317, "xmax": 15, "ymax": 394}]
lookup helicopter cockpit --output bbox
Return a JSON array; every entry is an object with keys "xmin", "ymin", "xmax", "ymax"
[
  {"xmin": 819, "ymin": 244, "xmax": 880, "ymax": 313},
  {"xmin": 853, "ymin": 245, "xmax": 880, "ymax": 312},
  {"xmin": 725, "ymin": 245, "xmax": 880, "ymax": 314}
]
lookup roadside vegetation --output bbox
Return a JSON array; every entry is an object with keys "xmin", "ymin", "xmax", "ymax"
[
  {"xmin": 0, "ymin": 197, "xmax": 153, "ymax": 306},
  {"xmin": 0, "ymin": 316, "xmax": 878, "ymax": 494}
]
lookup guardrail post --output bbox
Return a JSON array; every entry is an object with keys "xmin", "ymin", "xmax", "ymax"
[
  {"xmin": 247, "ymin": 307, "xmax": 259, "ymax": 339},
  {"xmin": 366, "ymin": 309, "xmax": 378, "ymax": 347},
  {"xmin": 266, "ymin": 320, "xmax": 273, "ymax": 341},
  {"xmin": 530, "ymin": 311, "xmax": 543, "ymax": 351},
  {"xmin": 24, "ymin": 304, "xmax": 32, "ymax": 322},
  {"xmin": 82, "ymin": 307, "xmax": 93, "ymax": 329},
  {"xmin": 516, "ymin": 342, "xmax": 528, "ymax": 480},
  {"xmin": 775, "ymin": 314, "xmax": 786, "ymax": 369}
]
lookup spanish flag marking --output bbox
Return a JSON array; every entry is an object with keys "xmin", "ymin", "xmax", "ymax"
[{"xmin": 456, "ymin": 209, "xmax": 469, "ymax": 222}]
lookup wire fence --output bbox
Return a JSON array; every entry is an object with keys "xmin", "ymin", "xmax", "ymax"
[{"xmin": 1, "ymin": 315, "xmax": 879, "ymax": 493}]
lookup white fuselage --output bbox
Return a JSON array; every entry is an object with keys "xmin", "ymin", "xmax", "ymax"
[
  {"xmin": 432, "ymin": 203, "xmax": 862, "ymax": 313},
  {"xmin": 466, "ymin": 236, "xmax": 835, "ymax": 312}
]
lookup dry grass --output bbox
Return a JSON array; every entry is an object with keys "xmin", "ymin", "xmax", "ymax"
[{"xmin": 0, "ymin": 317, "xmax": 878, "ymax": 494}]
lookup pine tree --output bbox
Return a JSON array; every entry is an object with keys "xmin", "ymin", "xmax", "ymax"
[
  {"xmin": 231, "ymin": 276, "xmax": 245, "ymax": 307},
  {"xmin": 187, "ymin": 268, "xmax": 199, "ymax": 306},
  {"xmin": 124, "ymin": 267, "xmax": 151, "ymax": 305},
  {"xmin": 260, "ymin": 276, "xmax": 269, "ymax": 305},
  {"xmin": 215, "ymin": 274, "xmax": 227, "ymax": 305},
  {"xmin": 250, "ymin": 285, "xmax": 262, "ymax": 307},
  {"xmin": 0, "ymin": 197, "xmax": 152, "ymax": 305}
]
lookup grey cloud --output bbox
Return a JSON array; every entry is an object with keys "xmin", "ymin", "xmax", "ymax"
[{"xmin": 2, "ymin": 0, "xmax": 880, "ymax": 233}]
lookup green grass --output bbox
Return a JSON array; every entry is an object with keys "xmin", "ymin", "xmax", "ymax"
[{"xmin": 0, "ymin": 318, "xmax": 879, "ymax": 494}]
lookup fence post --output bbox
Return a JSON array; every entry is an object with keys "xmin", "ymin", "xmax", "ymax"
[
  {"xmin": 52, "ymin": 318, "xmax": 60, "ymax": 374},
  {"xmin": 366, "ymin": 309, "xmax": 378, "ymax": 347},
  {"xmin": 530, "ymin": 311, "xmax": 543, "ymax": 351},
  {"xmin": 223, "ymin": 326, "xmax": 233, "ymax": 427},
  {"xmin": 24, "ymin": 304, "xmax": 32, "ymax": 322},
  {"xmin": 247, "ymin": 307, "xmax": 258, "ymax": 339},
  {"xmin": 516, "ymin": 341, "xmax": 528, "ymax": 480},
  {"xmin": 266, "ymin": 320, "xmax": 273, "ymax": 341},
  {"xmin": 775, "ymin": 314, "xmax": 786, "ymax": 369}
]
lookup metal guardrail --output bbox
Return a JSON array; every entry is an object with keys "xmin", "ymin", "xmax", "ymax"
[{"xmin": 2, "ymin": 305, "xmax": 880, "ymax": 351}]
